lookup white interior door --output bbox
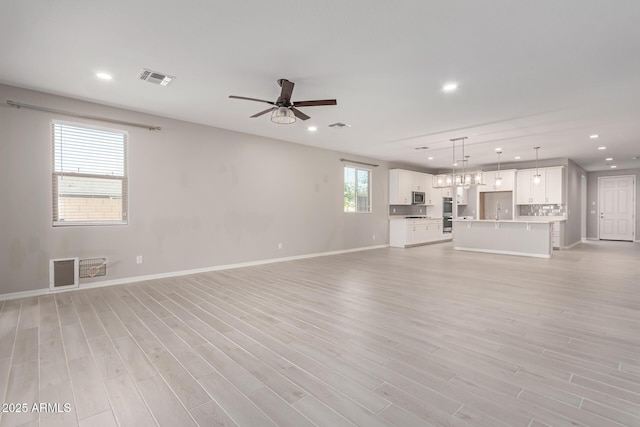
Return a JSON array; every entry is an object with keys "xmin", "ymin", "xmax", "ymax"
[{"xmin": 598, "ymin": 176, "xmax": 635, "ymax": 241}]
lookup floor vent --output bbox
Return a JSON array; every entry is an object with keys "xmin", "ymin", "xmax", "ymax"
[
  {"xmin": 49, "ymin": 258, "xmax": 79, "ymax": 291},
  {"xmin": 79, "ymin": 258, "xmax": 107, "ymax": 278}
]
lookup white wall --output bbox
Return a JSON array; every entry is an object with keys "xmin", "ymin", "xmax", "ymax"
[
  {"xmin": 566, "ymin": 159, "xmax": 587, "ymax": 246},
  {"xmin": 0, "ymin": 84, "xmax": 390, "ymax": 295}
]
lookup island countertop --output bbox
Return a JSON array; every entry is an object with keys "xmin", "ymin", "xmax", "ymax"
[
  {"xmin": 454, "ymin": 216, "xmax": 565, "ymax": 224},
  {"xmin": 453, "ymin": 219, "xmax": 553, "ymax": 258}
]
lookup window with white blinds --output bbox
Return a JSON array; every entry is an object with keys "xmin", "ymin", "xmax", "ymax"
[{"xmin": 52, "ymin": 122, "xmax": 128, "ymax": 226}]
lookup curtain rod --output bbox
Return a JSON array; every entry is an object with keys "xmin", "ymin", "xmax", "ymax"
[
  {"xmin": 6, "ymin": 100, "xmax": 162, "ymax": 131},
  {"xmin": 340, "ymin": 158, "xmax": 379, "ymax": 167}
]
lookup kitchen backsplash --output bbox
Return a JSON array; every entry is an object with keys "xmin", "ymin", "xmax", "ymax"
[
  {"xmin": 389, "ymin": 205, "xmax": 430, "ymax": 216},
  {"xmin": 519, "ymin": 204, "xmax": 566, "ymax": 217}
]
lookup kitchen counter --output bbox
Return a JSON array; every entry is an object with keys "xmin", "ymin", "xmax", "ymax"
[
  {"xmin": 389, "ymin": 217, "xmax": 450, "ymax": 247},
  {"xmin": 389, "ymin": 216, "xmax": 443, "ymax": 220},
  {"xmin": 455, "ymin": 216, "xmax": 565, "ymax": 223},
  {"xmin": 453, "ymin": 219, "xmax": 553, "ymax": 258}
]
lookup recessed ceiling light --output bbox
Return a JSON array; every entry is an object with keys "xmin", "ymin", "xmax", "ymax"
[
  {"xmin": 597, "ymin": 146, "xmax": 607, "ymax": 150},
  {"xmin": 605, "ymin": 157, "xmax": 613, "ymax": 161},
  {"xmin": 307, "ymin": 126, "xmax": 317, "ymax": 132},
  {"xmin": 453, "ymin": 163, "xmax": 458, "ymax": 166},
  {"xmin": 442, "ymin": 82, "xmax": 458, "ymax": 92},
  {"xmin": 96, "ymin": 72, "xmax": 112, "ymax": 80},
  {"xmin": 514, "ymin": 156, "xmax": 521, "ymax": 160},
  {"xmin": 611, "ymin": 165, "xmax": 617, "ymax": 168},
  {"xmin": 427, "ymin": 157, "xmax": 434, "ymax": 160},
  {"xmin": 590, "ymin": 134, "xmax": 599, "ymax": 139},
  {"xmin": 495, "ymin": 148, "xmax": 502, "ymax": 152}
]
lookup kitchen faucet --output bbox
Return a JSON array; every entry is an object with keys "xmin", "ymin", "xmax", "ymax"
[{"xmin": 496, "ymin": 201, "xmax": 501, "ymax": 221}]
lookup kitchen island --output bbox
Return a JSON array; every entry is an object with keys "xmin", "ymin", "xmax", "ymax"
[{"xmin": 453, "ymin": 218, "xmax": 556, "ymax": 258}]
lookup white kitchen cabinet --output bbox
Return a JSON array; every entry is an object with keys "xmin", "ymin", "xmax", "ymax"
[
  {"xmin": 424, "ymin": 174, "xmax": 435, "ymax": 204},
  {"xmin": 389, "ymin": 169, "xmax": 434, "ymax": 205},
  {"xmin": 480, "ymin": 170, "xmax": 515, "ymax": 192},
  {"xmin": 427, "ymin": 221, "xmax": 442, "ymax": 241},
  {"xmin": 552, "ymin": 221, "xmax": 561, "ymax": 249},
  {"xmin": 544, "ymin": 167, "xmax": 563, "ymax": 204},
  {"xmin": 389, "ymin": 218, "xmax": 449, "ymax": 247},
  {"xmin": 441, "ymin": 187, "xmax": 453, "ymax": 198},
  {"xmin": 516, "ymin": 166, "xmax": 563, "ymax": 205},
  {"xmin": 456, "ymin": 187, "xmax": 467, "ymax": 205},
  {"xmin": 389, "ymin": 169, "xmax": 412, "ymax": 205},
  {"xmin": 516, "ymin": 169, "xmax": 534, "ymax": 205}
]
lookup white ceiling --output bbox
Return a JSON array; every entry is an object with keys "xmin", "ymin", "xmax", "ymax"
[{"xmin": 2, "ymin": 1, "xmax": 640, "ymax": 172}]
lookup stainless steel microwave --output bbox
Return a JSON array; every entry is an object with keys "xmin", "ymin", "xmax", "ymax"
[{"xmin": 412, "ymin": 191, "xmax": 425, "ymax": 205}]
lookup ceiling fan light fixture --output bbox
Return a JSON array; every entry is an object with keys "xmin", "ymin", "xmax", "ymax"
[{"xmin": 271, "ymin": 107, "xmax": 296, "ymax": 124}]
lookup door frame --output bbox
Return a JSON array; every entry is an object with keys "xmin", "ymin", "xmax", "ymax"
[
  {"xmin": 581, "ymin": 175, "xmax": 587, "ymax": 241},
  {"xmin": 597, "ymin": 175, "xmax": 636, "ymax": 241}
]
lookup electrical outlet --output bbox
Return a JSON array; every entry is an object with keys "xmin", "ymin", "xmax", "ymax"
[
  {"xmin": 393, "ymin": 208, "xmax": 396, "ymax": 213},
  {"xmin": 278, "ymin": 242, "xmax": 282, "ymax": 249},
  {"xmin": 372, "ymin": 234, "xmax": 376, "ymax": 240},
  {"xmin": 136, "ymin": 255, "xmax": 143, "ymax": 264}
]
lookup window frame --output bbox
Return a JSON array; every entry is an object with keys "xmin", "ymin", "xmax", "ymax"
[
  {"xmin": 343, "ymin": 164, "xmax": 372, "ymax": 214},
  {"xmin": 51, "ymin": 120, "xmax": 129, "ymax": 227}
]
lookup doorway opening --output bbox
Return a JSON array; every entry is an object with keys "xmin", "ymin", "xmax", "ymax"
[{"xmin": 597, "ymin": 175, "xmax": 636, "ymax": 241}]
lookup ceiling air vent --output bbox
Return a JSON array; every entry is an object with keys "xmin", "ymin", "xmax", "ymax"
[
  {"xmin": 138, "ymin": 68, "xmax": 174, "ymax": 86},
  {"xmin": 328, "ymin": 122, "xmax": 351, "ymax": 128}
]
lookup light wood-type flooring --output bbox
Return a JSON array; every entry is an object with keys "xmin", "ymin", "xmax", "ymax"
[{"xmin": 1, "ymin": 240, "xmax": 639, "ymax": 427}]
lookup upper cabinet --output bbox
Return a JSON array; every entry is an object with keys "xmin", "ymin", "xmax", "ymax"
[
  {"xmin": 456, "ymin": 187, "xmax": 467, "ymax": 205},
  {"xmin": 389, "ymin": 169, "xmax": 434, "ymax": 205},
  {"xmin": 516, "ymin": 166, "xmax": 564, "ymax": 205},
  {"xmin": 479, "ymin": 170, "xmax": 515, "ymax": 192}
]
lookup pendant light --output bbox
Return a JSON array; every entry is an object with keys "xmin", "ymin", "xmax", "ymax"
[
  {"xmin": 495, "ymin": 150, "xmax": 503, "ymax": 188},
  {"xmin": 533, "ymin": 146, "xmax": 541, "ymax": 185},
  {"xmin": 463, "ymin": 156, "xmax": 471, "ymax": 189}
]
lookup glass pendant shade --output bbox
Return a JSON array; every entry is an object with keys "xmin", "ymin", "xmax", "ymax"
[
  {"xmin": 495, "ymin": 177, "xmax": 502, "ymax": 187},
  {"xmin": 533, "ymin": 146, "xmax": 541, "ymax": 185},
  {"xmin": 271, "ymin": 107, "xmax": 296, "ymax": 124}
]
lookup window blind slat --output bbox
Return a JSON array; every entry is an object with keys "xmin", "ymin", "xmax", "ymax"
[{"xmin": 52, "ymin": 122, "xmax": 128, "ymax": 225}]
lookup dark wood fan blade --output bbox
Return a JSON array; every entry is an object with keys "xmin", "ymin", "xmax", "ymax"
[
  {"xmin": 293, "ymin": 99, "xmax": 337, "ymax": 107},
  {"xmin": 229, "ymin": 95, "xmax": 275, "ymax": 105},
  {"xmin": 280, "ymin": 79, "xmax": 295, "ymax": 101},
  {"xmin": 250, "ymin": 107, "xmax": 276, "ymax": 118},
  {"xmin": 291, "ymin": 107, "xmax": 310, "ymax": 121}
]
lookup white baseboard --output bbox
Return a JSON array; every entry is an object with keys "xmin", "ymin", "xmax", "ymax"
[
  {"xmin": 454, "ymin": 246, "xmax": 551, "ymax": 259},
  {"xmin": 0, "ymin": 244, "xmax": 389, "ymax": 302},
  {"xmin": 562, "ymin": 240, "xmax": 582, "ymax": 250}
]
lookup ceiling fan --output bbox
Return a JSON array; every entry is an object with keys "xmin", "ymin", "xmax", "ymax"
[{"xmin": 229, "ymin": 79, "xmax": 337, "ymax": 124}]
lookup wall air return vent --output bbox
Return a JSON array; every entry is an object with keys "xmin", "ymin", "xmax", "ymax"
[
  {"xmin": 49, "ymin": 258, "xmax": 79, "ymax": 291},
  {"xmin": 328, "ymin": 122, "xmax": 351, "ymax": 128},
  {"xmin": 138, "ymin": 68, "xmax": 174, "ymax": 86},
  {"xmin": 79, "ymin": 258, "xmax": 107, "ymax": 278}
]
